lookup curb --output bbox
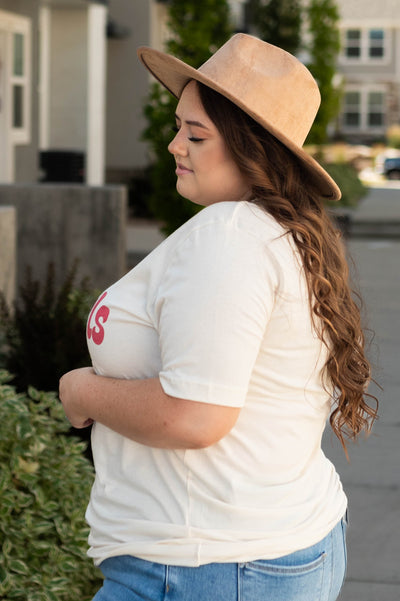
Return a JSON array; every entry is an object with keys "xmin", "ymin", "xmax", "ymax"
[
  {"xmin": 349, "ymin": 220, "xmax": 400, "ymax": 239},
  {"xmin": 333, "ymin": 214, "xmax": 400, "ymax": 239}
]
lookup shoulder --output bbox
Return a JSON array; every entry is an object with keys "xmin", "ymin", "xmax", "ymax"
[
  {"xmin": 161, "ymin": 202, "xmax": 289, "ymax": 288},
  {"xmin": 173, "ymin": 201, "xmax": 287, "ymax": 248},
  {"xmin": 140, "ymin": 201, "xmax": 291, "ymax": 286}
]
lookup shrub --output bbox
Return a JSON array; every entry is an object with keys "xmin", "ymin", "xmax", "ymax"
[
  {"xmin": 322, "ymin": 162, "xmax": 368, "ymax": 207},
  {"xmin": 305, "ymin": 0, "xmax": 341, "ymax": 145},
  {"xmin": 0, "ymin": 261, "xmax": 97, "ymax": 393},
  {"xmin": 0, "ymin": 372, "xmax": 102, "ymax": 599},
  {"xmin": 386, "ymin": 124, "xmax": 400, "ymax": 149}
]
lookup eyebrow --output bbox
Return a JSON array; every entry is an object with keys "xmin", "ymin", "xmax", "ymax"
[{"xmin": 174, "ymin": 114, "xmax": 210, "ymax": 130}]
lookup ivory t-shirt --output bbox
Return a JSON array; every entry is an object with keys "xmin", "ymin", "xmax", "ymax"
[{"xmin": 85, "ymin": 200, "xmax": 347, "ymax": 567}]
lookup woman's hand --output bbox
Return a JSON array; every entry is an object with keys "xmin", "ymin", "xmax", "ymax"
[{"xmin": 59, "ymin": 367, "xmax": 96, "ymax": 429}]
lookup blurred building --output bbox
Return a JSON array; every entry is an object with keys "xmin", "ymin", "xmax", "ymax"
[
  {"xmin": 336, "ymin": 0, "xmax": 400, "ymax": 143},
  {"xmin": 0, "ymin": 0, "xmax": 248, "ymax": 187},
  {"xmin": 105, "ymin": 0, "xmax": 169, "ymax": 184},
  {"xmin": 0, "ymin": 0, "xmax": 108, "ymax": 184},
  {"xmin": 1, "ymin": 0, "xmax": 400, "ymax": 187}
]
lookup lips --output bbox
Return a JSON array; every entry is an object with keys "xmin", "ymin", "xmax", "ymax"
[{"xmin": 176, "ymin": 163, "xmax": 193, "ymax": 175}]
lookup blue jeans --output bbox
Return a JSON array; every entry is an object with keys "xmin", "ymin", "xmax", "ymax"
[{"xmin": 93, "ymin": 516, "xmax": 347, "ymax": 601}]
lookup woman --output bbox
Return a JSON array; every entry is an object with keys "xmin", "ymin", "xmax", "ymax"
[{"xmin": 60, "ymin": 34, "xmax": 378, "ymax": 600}]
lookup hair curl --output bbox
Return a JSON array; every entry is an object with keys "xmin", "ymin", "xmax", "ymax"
[{"xmin": 197, "ymin": 81, "xmax": 378, "ymax": 454}]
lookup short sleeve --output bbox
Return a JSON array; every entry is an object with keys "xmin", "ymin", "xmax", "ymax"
[{"xmin": 155, "ymin": 215, "xmax": 281, "ymax": 407}]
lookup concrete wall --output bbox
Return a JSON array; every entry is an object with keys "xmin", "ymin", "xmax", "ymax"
[
  {"xmin": 0, "ymin": 205, "xmax": 16, "ymax": 306},
  {"xmin": 0, "ymin": 184, "xmax": 127, "ymax": 295}
]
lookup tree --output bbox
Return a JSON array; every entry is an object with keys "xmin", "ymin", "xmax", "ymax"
[
  {"xmin": 142, "ymin": 0, "xmax": 232, "ymax": 234},
  {"xmin": 246, "ymin": 0, "xmax": 302, "ymax": 55},
  {"xmin": 245, "ymin": 0, "xmax": 341, "ymax": 144},
  {"xmin": 306, "ymin": 0, "xmax": 341, "ymax": 144}
]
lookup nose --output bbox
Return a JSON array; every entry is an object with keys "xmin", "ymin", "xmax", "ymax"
[{"xmin": 168, "ymin": 129, "xmax": 188, "ymax": 157}]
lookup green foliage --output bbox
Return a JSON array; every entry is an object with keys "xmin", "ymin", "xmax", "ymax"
[
  {"xmin": 386, "ymin": 124, "xmax": 400, "ymax": 149},
  {"xmin": 323, "ymin": 162, "xmax": 368, "ymax": 207},
  {"xmin": 0, "ymin": 372, "xmax": 102, "ymax": 599},
  {"xmin": 166, "ymin": 0, "xmax": 232, "ymax": 63},
  {"xmin": 246, "ymin": 0, "xmax": 341, "ymax": 144},
  {"xmin": 0, "ymin": 262, "xmax": 97, "ymax": 392},
  {"xmin": 306, "ymin": 0, "xmax": 341, "ymax": 144},
  {"xmin": 246, "ymin": 0, "xmax": 302, "ymax": 55},
  {"xmin": 142, "ymin": 0, "xmax": 233, "ymax": 234}
]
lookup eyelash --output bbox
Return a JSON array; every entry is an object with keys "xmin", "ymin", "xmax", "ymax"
[{"xmin": 172, "ymin": 126, "xmax": 204, "ymax": 143}]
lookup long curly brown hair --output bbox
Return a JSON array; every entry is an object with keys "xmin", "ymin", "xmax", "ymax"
[{"xmin": 197, "ymin": 81, "xmax": 378, "ymax": 453}]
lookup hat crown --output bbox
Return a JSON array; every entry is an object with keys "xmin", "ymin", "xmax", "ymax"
[{"xmin": 198, "ymin": 34, "xmax": 320, "ymax": 148}]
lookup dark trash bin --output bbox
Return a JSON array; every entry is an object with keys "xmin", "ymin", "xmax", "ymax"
[{"xmin": 40, "ymin": 150, "xmax": 85, "ymax": 183}]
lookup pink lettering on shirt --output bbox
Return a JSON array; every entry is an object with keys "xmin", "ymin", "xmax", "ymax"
[{"xmin": 87, "ymin": 291, "xmax": 110, "ymax": 345}]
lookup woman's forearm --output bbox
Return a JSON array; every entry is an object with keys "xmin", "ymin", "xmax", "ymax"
[{"xmin": 59, "ymin": 367, "xmax": 239, "ymax": 449}]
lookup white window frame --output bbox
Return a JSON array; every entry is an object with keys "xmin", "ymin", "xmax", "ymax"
[
  {"xmin": 340, "ymin": 27, "xmax": 391, "ymax": 65},
  {"xmin": 341, "ymin": 85, "xmax": 387, "ymax": 134},
  {"xmin": 0, "ymin": 10, "xmax": 31, "ymax": 146}
]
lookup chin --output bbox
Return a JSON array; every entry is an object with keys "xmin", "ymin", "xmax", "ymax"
[{"xmin": 176, "ymin": 186, "xmax": 203, "ymax": 206}]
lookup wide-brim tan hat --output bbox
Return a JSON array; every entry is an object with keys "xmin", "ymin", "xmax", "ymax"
[{"xmin": 137, "ymin": 33, "xmax": 341, "ymax": 201}]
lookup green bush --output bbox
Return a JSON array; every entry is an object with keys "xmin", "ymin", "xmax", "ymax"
[
  {"xmin": 0, "ymin": 372, "xmax": 102, "ymax": 599},
  {"xmin": 322, "ymin": 162, "xmax": 368, "ymax": 207},
  {"xmin": 386, "ymin": 124, "xmax": 400, "ymax": 149},
  {"xmin": 0, "ymin": 262, "xmax": 97, "ymax": 393}
]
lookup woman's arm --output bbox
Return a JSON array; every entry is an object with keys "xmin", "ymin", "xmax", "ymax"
[{"xmin": 59, "ymin": 367, "xmax": 240, "ymax": 449}]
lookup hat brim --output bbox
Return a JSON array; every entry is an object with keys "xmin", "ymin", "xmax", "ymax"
[{"xmin": 138, "ymin": 47, "xmax": 341, "ymax": 201}]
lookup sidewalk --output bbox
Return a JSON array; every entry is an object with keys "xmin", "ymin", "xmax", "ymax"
[
  {"xmin": 126, "ymin": 189, "xmax": 400, "ymax": 600},
  {"xmin": 332, "ymin": 184, "xmax": 400, "ymax": 238},
  {"xmin": 323, "ymin": 185, "xmax": 400, "ymax": 600},
  {"xmin": 353, "ymin": 183, "xmax": 400, "ymax": 219},
  {"xmin": 323, "ymin": 234, "xmax": 400, "ymax": 600}
]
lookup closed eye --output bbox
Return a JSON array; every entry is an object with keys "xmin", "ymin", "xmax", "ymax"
[{"xmin": 172, "ymin": 126, "xmax": 204, "ymax": 143}]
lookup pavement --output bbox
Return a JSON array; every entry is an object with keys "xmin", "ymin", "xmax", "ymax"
[
  {"xmin": 126, "ymin": 184, "xmax": 400, "ymax": 600},
  {"xmin": 332, "ymin": 178, "xmax": 400, "ymax": 239},
  {"xmin": 323, "ymin": 186, "xmax": 400, "ymax": 601}
]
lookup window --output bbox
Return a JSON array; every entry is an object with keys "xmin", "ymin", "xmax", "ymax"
[
  {"xmin": 369, "ymin": 29, "xmax": 384, "ymax": 58},
  {"xmin": 13, "ymin": 84, "xmax": 24, "ymax": 128},
  {"xmin": 368, "ymin": 91, "xmax": 384, "ymax": 127},
  {"xmin": 345, "ymin": 30, "xmax": 361, "ymax": 58},
  {"xmin": 11, "ymin": 26, "xmax": 30, "ymax": 144},
  {"xmin": 342, "ymin": 28, "xmax": 388, "ymax": 63},
  {"xmin": 0, "ymin": 10, "xmax": 31, "ymax": 145},
  {"xmin": 342, "ymin": 87, "xmax": 385, "ymax": 132},
  {"xmin": 13, "ymin": 31, "xmax": 24, "ymax": 75},
  {"xmin": 343, "ymin": 91, "xmax": 361, "ymax": 127}
]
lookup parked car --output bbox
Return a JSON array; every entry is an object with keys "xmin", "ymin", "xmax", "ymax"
[{"xmin": 383, "ymin": 157, "xmax": 400, "ymax": 179}]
